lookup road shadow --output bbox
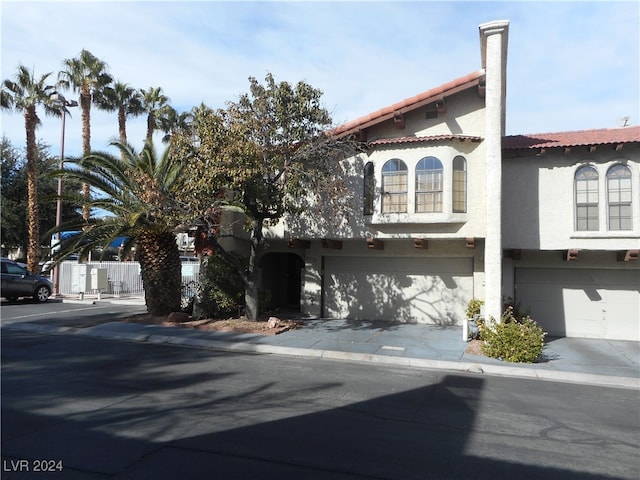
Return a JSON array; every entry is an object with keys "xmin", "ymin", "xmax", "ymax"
[{"xmin": 1, "ymin": 331, "xmax": 636, "ymax": 479}]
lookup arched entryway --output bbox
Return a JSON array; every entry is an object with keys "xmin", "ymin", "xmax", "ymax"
[{"xmin": 260, "ymin": 252, "xmax": 304, "ymax": 311}]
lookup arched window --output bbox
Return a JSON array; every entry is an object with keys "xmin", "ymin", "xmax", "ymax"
[
  {"xmin": 416, "ymin": 156, "xmax": 443, "ymax": 213},
  {"xmin": 381, "ymin": 159, "xmax": 407, "ymax": 213},
  {"xmin": 575, "ymin": 165, "xmax": 599, "ymax": 231},
  {"xmin": 452, "ymin": 156, "xmax": 467, "ymax": 213},
  {"xmin": 607, "ymin": 164, "xmax": 632, "ymax": 230},
  {"xmin": 363, "ymin": 162, "xmax": 375, "ymax": 215}
]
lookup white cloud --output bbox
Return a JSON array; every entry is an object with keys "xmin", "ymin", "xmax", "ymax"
[{"xmin": 2, "ymin": 0, "xmax": 638, "ymax": 157}]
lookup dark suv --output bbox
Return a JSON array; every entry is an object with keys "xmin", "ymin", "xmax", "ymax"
[{"xmin": 1, "ymin": 258, "xmax": 53, "ymax": 302}]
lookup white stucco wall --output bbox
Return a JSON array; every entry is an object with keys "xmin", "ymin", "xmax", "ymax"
[
  {"xmin": 280, "ymin": 85, "xmax": 489, "ymax": 241},
  {"xmin": 503, "ymin": 149, "xmax": 640, "ymax": 250},
  {"xmin": 479, "ymin": 20, "xmax": 509, "ymax": 322}
]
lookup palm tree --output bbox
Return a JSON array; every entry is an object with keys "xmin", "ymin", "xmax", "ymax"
[
  {"xmin": 58, "ymin": 49, "xmax": 113, "ymax": 220},
  {"xmin": 140, "ymin": 87, "xmax": 170, "ymax": 144},
  {"xmin": 54, "ymin": 141, "xmax": 185, "ymax": 315},
  {"xmin": 95, "ymin": 81, "xmax": 144, "ymax": 143},
  {"xmin": 158, "ymin": 106, "xmax": 197, "ymax": 144},
  {"xmin": 2, "ymin": 65, "xmax": 58, "ymax": 272}
]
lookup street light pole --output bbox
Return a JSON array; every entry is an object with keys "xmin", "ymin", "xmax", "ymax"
[{"xmin": 50, "ymin": 92, "xmax": 77, "ymax": 296}]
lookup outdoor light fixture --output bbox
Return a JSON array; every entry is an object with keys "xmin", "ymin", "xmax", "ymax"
[{"xmin": 50, "ymin": 91, "xmax": 78, "ymax": 296}]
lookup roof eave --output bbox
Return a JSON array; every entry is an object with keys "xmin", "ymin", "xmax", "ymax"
[{"xmin": 332, "ymin": 71, "xmax": 485, "ymax": 139}]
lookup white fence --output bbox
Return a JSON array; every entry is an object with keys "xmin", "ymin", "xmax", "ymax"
[{"xmin": 58, "ymin": 261, "xmax": 200, "ymax": 297}]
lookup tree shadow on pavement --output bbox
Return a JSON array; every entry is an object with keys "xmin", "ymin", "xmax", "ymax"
[{"xmin": 1, "ymin": 331, "xmax": 636, "ymax": 480}]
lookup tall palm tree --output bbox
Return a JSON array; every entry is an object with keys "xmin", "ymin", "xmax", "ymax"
[
  {"xmin": 58, "ymin": 49, "xmax": 113, "ymax": 220},
  {"xmin": 158, "ymin": 106, "xmax": 194, "ymax": 144},
  {"xmin": 140, "ymin": 87, "xmax": 170, "ymax": 144},
  {"xmin": 2, "ymin": 65, "xmax": 58, "ymax": 272},
  {"xmin": 54, "ymin": 141, "xmax": 185, "ymax": 315},
  {"xmin": 95, "ymin": 81, "xmax": 143, "ymax": 143}
]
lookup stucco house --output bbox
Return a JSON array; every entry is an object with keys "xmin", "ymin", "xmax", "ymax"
[{"xmin": 233, "ymin": 20, "xmax": 639, "ymax": 341}]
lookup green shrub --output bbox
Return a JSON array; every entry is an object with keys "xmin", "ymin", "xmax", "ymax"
[
  {"xmin": 196, "ymin": 253, "xmax": 246, "ymax": 318},
  {"xmin": 193, "ymin": 253, "xmax": 273, "ymax": 319},
  {"xmin": 465, "ymin": 299, "xmax": 484, "ymax": 319},
  {"xmin": 481, "ymin": 305, "xmax": 547, "ymax": 363}
]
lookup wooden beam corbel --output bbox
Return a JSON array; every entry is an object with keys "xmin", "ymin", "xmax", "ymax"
[
  {"xmin": 615, "ymin": 144, "xmax": 624, "ymax": 151},
  {"xmin": 366, "ymin": 238, "xmax": 384, "ymax": 250},
  {"xmin": 435, "ymin": 97, "xmax": 446, "ymax": 114},
  {"xmin": 393, "ymin": 111, "xmax": 405, "ymax": 129},
  {"xmin": 566, "ymin": 249, "xmax": 579, "ymax": 261},
  {"xmin": 617, "ymin": 250, "xmax": 638, "ymax": 262},
  {"xmin": 465, "ymin": 237, "xmax": 475, "ymax": 249},
  {"xmin": 589, "ymin": 146, "xmax": 597, "ymax": 153},
  {"xmin": 413, "ymin": 238, "xmax": 429, "ymax": 249},
  {"xmin": 322, "ymin": 239, "xmax": 343, "ymax": 250},
  {"xmin": 564, "ymin": 147, "xmax": 571, "ymax": 155}
]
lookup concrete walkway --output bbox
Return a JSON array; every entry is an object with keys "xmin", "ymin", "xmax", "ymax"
[{"xmin": 7, "ymin": 295, "xmax": 640, "ymax": 390}]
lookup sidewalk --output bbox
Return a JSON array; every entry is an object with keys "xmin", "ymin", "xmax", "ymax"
[{"xmin": 7, "ymin": 294, "xmax": 640, "ymax": 390}]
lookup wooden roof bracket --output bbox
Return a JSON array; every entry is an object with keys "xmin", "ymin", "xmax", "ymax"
[
  {"xmin": 413, "ymin": 238, "xmax": 429, "ymax": 249},
  {"xmin": 617, "ymin": 250, "xmax": 638, "ymax": 262},
  {"xmin": 393, "ymin": 111, "xmax": 406, "ymax": 129},
  {"xmin": 367, "ymin": 238, "xmax": 384, "ymax": 250},
  {"xmin": 566, "ymin": 249, "xmax": 579, "ymax": 261}
]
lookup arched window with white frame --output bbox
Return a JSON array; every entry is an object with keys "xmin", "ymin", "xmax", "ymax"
[
  {"xmin": 381, "ymin": 159, "xmax": 408, "ymax": 213},
  {"xmin": 416, "ymin": 156, "xmax": 443, "ymax": 213},
  {"xmin": 575, "ymin": 165, "xmax": 599, "ymax": 231},
  {"xmin": 607, "ymin": 164, "xmax": 632, "ymax": 230}
]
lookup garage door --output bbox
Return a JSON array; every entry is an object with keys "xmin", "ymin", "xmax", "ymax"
[
  {"xmin": 515, "ymin": 268, "xmax": 640, "ymax": 340},
  {"xmin": 323, "ymin": 256, "xmax": 473, "ymax": 325}
]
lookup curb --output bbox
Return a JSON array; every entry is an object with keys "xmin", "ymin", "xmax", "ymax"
[{"xmin": 4, "ymin": 321, "xmax": 639, "ymax": 390}]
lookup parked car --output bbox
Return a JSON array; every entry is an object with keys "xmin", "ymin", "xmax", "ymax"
[{"xmin": 1, "ymin": 258, "xmax": 53, "ymax": 302}]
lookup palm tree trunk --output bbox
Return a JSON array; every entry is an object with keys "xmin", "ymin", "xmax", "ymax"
[
  {"xmin": 137, "ymin": 230, "xmax": 182, "ymax": 316},
  {"xmin": 146, "ymin": 114, "xmax": 155, "ymax": 144},
  {"xmin": 118, "ymin": 106, "xmax": 127, "ymax": 143},
  {"xmin": 25, "ymin": 107, "xmax": 40, "ymax": 273},
  {"xmin": 80, "ymin": 89, "xmax": 92, "ymax": 221}
]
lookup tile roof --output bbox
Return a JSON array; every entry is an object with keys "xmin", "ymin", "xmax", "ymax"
[
  {"xmin": 503, "ymin": 126, "xmax": 640, "ymax": 150},
  {"xmin": 369, "ymin": 134, "xmax": 482, "ymax": 146},
  {"xmin": 332, "ymin": 70, "xmax": 485, "ymax": 137}
]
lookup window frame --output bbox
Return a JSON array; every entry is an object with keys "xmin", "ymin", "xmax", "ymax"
[
  {"xmin": 381, "ymin": 159, "xmax": 408, "ymax": 214},
  {"xmin": 574, "ymin": 165, "xmax": 600, "ymax": 231},
  {"xmin": 606, "ymin": 164, "xmax": 633, "ymax": 231},
  {"xmin": 452, "ymin": 156, "xmax": 467, "ymax": 213},
  {"xmin": 415, "ymin": 156, "xmax": 443, "ymax": 213}
]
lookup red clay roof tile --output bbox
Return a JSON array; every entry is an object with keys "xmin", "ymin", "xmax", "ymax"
[
  {"xmin": 503, "ymin": 126, "xmax": 640, "ymax": 149},
  {"xmin": 369, "ymin": 134, "xmax": 482, "ymax": 146},
  {"xmin": 333, "ymin": 70, "xmax": 485, "ymax": 137}
]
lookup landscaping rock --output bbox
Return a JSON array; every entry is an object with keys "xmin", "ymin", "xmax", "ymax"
[{"xmin": 267, "ymin": 317, "xmax": 281, "ymax": 329}]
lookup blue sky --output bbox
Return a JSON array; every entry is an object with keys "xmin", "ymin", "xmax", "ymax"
[{"xmin": 2, "ymin": 0, "xmax": 638, "ymax": 157}]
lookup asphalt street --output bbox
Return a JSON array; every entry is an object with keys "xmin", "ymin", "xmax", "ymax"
[{"xmin": 2, "ymin": 327, "xmax": 639, "ymax": 480}]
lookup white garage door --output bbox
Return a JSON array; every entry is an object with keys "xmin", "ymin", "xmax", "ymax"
[
  {"xmin": 323, "ymin": 256, "xmax": 473, "ymax": 325},
  {"xmin": 515, "ymin": 268, "xmax": 640, "ymax": 340}
]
